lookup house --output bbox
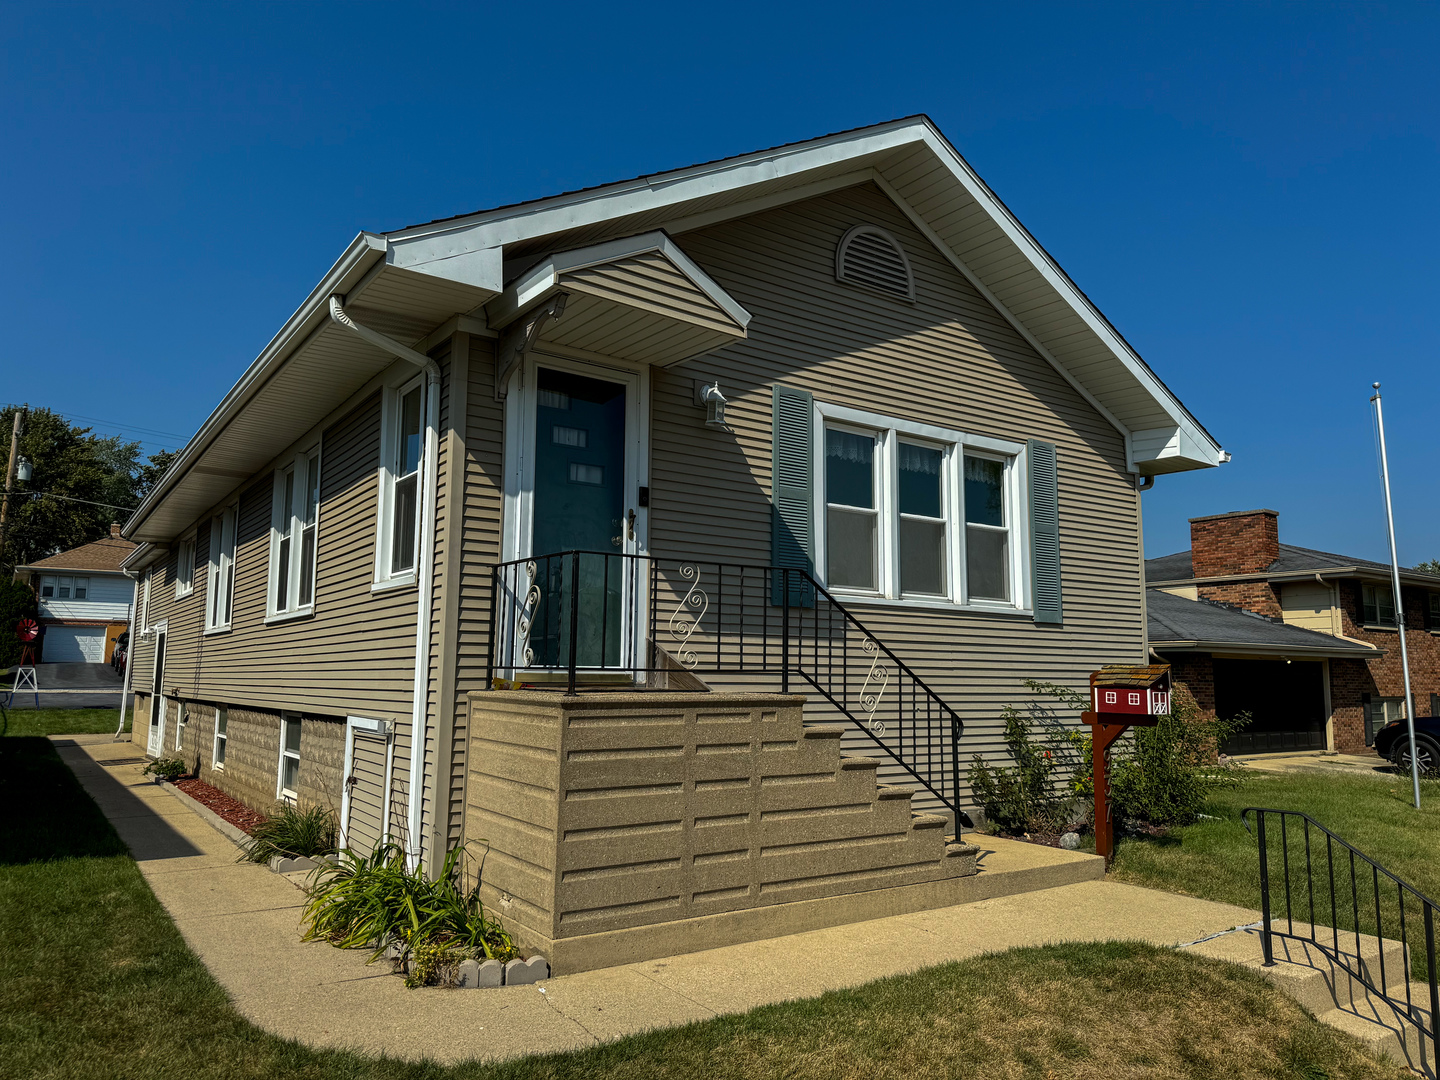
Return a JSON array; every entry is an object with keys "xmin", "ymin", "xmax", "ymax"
[
  {"xmin": 14, "ymin": 524, "xmax": 137, "ymax": 663},
  {"xmin": 121, "ymin": 116, "xmax": 1224, "ymax": 968},
  {"xmin": 1147, "ymin": 508, "xmax": 1440, "ymax": 755}
]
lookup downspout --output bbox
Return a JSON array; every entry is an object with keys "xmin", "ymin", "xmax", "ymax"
[{"xmin": 328, "ymin": 295, "xmax": 441, "ymax": 872}]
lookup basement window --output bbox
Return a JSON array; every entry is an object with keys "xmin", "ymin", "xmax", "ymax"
[
  {"xmin": 213, "ymin": 707, "xmax": 228, "ymax": 771},
  {"xmin": 276, "ymin": 713, "xmax": 301, "ymax": 802}
]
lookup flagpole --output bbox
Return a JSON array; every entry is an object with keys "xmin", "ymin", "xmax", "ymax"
[{"xmin": 1371, "ymin": 383, "xmax": 1420, "ymax": 809}]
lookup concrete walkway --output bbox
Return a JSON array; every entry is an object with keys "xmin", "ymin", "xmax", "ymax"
[
  {"xmin": 57, "ymin": 734, "xmax": 1266, "ymax": 1066},
  {"xmin": 1235, "ymin": 750, "xmax": 1399, "ymax": 780}
]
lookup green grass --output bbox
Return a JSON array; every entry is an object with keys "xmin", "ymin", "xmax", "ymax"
[
  {"xmin": 0, "ymin": 705, "xmax": 132, "ymax": 737},
  {"xmin": 0, "ymin": 738, "xmax": 1407, "ymax": 1080}
]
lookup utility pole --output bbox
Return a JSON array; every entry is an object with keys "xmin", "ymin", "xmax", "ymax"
[
  {"xmin": 0, "ymin": 405, "xmax": 26, "ymax": 570},
  {"xmin": 1371, "ymin": 383, "xmax": 1420, "ymax": 810}
]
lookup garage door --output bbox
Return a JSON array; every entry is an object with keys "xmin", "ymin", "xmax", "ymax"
[
  {"xmin": 1214, "ymin": 658, "xmax": 1327, "ymax": 754},
  {"xmin": 44, "ymin": 626, "xmax": 106, "ymax": 663}
]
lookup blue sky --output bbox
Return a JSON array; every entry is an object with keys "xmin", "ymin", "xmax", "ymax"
[{"xmin": 3, "ymin": 2, "xmax": 1435, "ymax": 562}]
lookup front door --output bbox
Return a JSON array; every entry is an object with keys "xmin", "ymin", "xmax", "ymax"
[
  {"xmin": 146, "ymin": 628, "xmax": 167, "ymax": 757},
  {"xmin": 529, "ymin": 365, "xmax": 633, "ymax": 670}
]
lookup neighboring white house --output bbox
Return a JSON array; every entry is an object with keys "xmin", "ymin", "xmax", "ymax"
[{"xmin": 15, "ymin": 524, "xmax": 138, "ymax": 663}]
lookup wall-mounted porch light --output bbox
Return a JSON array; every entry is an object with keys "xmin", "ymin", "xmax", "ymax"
[{"xmin": 694, "ymin": 381, "xmax": 728, "ymax": 428}]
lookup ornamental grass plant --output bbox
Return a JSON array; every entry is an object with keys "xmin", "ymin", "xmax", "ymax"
[
  {"xmin": 300, "ymin": 840, "xmax": 516, "ymax": 986},
  {"xmin": 242, "ymin": 802, "xmax": 338, "ymax": 864}
]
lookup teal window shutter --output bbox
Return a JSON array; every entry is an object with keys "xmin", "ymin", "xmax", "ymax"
[
  {"xmin": 772, "ymin": 385, "xmax": 815, "ymax": 606},
  {"xmin": 1027, "ymin": 439, "xmax": 1062, "ymax": 625}
]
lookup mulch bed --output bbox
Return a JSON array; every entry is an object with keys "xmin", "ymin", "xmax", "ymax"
[{"xmin": 171, "ymin": 777, "xmax": 269, "ymax": 835}]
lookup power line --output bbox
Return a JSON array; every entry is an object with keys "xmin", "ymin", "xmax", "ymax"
[
  {"xmin": 15, "ymin": 490, "xmax": 137, "ymax": 513},
  {"xmin": 0, "ymin": 403, "xmax": 187, "ymax": 444}
]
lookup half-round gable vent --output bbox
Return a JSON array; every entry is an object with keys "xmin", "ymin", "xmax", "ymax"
[{"xmin": 835, "ymin": 225, "xmax": 914, "ymax": 301}]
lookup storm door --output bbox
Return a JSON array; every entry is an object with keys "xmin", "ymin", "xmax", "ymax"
[
  {"xmin": 146, "ymin": 627, "xmax": 167, "ymax": 757},
  {"xmin": 526, "ymin": 365, "xmax": 637, "ymax": 671}
]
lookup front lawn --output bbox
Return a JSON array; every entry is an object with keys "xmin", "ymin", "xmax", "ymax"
[
  {"xmin": 0, "ymin": 737, "xmax": 1405, "ymax": 1080},
  {"xmin": 0, "ymin": 705, "xmax": 133, "ymax": 738}
]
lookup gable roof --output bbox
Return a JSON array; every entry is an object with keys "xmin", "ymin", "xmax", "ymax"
[
  {"xmin": 1147, "ymin": 543, "xmax": 1440, "ymax": 587},
  {"xmin": 17, "ymin": 535, "xmax": 137, "ymax": 574},
  {"xmin": 125, "ymin": 115, "xmax": 1225, "ymax": 543},
  {"xmin": 1147, "ymin": 589, "xmax": 1380, "ymax": 659}
]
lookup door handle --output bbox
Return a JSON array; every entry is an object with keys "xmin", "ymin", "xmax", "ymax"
[{"xmin": 626, "ymin": 509, "xmax": 636, "ymax": 541}]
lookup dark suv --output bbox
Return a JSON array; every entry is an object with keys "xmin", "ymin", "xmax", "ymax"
[{"xmin": 1373, "ymin": 715, "xmax": 1440, "ymax": 775}]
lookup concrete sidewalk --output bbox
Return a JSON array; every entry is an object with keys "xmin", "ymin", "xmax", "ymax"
[
  {"xmin": 1235, "ymin": 750, "xmax": 1398, "ymax": 781},
  {"xmin": 57, "ymin": 734, "xmax": 1265, "ymax": 1066}
]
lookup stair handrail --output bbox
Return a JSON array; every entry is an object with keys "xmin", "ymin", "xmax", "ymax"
[{"xmin": 1243, "ymin": 806, "xmax": 1439, "ymax": 1050}]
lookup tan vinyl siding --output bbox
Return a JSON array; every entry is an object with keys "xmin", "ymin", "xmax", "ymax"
[
  {"xmin": 1281, "ymin": 581, "xmax": 1341, "ymax": 635},
  {"xmin": 644, "ymin": 182, "xmax": 1141, "ymax": 798}
]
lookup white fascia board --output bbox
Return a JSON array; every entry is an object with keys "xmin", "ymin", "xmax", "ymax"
[
  {"xmin": 384, "ymin": 239, "xmax": 504, "ymax": 295},
  {"xmin": 1155, "ymin": 640, "xmax": 1381, "ymax": 659},
  {"xmin": 488, "ymin": 230, "xmax": 752, "ymax": 332},
  {"xmin": 381, "ymin": 118, "xmax": 1221, "ymax": 472},
  {"xmin": 123, "ymin": 233, "xmax": 388, "ymax": 540},
  {"xmin": 910, "ymin": 126, "xmax": 1225, "ymax": 470}
]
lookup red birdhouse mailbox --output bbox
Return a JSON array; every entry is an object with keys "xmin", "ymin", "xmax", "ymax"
[
  {"xmin": 1091, "ymin": 665, "xmax": 1171, "ymax": 719},
  {"xmin": 1083, "ymin": 664, "xmax": 1172, "ymax": 864}
]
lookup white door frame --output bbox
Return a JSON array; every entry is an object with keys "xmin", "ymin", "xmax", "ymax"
[
  {"xmin": 500, "ymin": 348, "xmax": 651, "ymax": 674},
  {"xmin": 339, "ymin": 715, "xmax": 395, "ymax": 852},
  {"xmin": 146, "ymin": 623, "xmax": 168, "ymax": 757}
]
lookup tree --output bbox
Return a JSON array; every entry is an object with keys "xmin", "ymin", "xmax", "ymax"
[
  {"xmin": 0, "ymin": 406, "xmax": 172, "ymax": 575},
  {"xmin": 1416, "ymin": 559, "xmax": 1440, "ymax": 577},
  {"xmin": 136, "ymin": 448, "xmax": 177, "ymax": 498}
]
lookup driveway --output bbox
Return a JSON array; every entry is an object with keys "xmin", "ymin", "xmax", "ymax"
[{"xmin": 4, "ymin": 661, "xmax": 125, "ymax": 709}]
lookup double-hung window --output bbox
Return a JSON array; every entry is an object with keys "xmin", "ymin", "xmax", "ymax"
[
  {"xmin": 277, "ymin": 713, "xmax": 301, "ymax": 801},
  {"xmin": 1362, "ymin": 583, "xmax": 1397, "ymax": 628},
  {"xmin": 212, "ymin": 707, "xmax": 228, "ymax": 770},
  {"xmin": 270, "ymin": 447, "xmax": 321, "ymax": 618},
  {"xmin": 817, "ymin": 405, "xmax": 1025, "ymax": 610},
  {"xmin": 175, "ymin": 535, "xmax": 196, "ymax": 598},
  {"xmin": 1430, "ymin": 593, "xmax": 1440, "ymax": 632},
  {"xmin": 40, "ymin": 575, "xmax": 88, "ymax": 600},
  {"xmin": 206, "ymin": 505, "xmax": 238, "ymax": 633},
  {"xmin": 375, "ymin": 378, "xmax": 425, "ymax": 587}
]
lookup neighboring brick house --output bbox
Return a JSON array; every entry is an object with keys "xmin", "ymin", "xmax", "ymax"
[
  {"xmin": 13, "ymin": 524, "xmax": 138, "ymax": 663},
  {"xmin": 1146, "ymin": 509, "xmax": 1440, "ymax": 756}
]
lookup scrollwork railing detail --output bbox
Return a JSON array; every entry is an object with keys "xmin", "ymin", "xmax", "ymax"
[
  {"xmin": 667, "ymin": 564, "xmax": 708, "ymax": 669},
  {"xmin": 859, "ymin": 637, "xmax": 890, "ymax": 736},
  {"xmin": 515, "ymin": 560, "xmax": 541, "ymax": 667}
]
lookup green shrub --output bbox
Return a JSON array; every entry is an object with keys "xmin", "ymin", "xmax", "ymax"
[
  {"xmin": 300, "ymin": 840, "xmax": 516, "ymax": 985},
  {"xmin": 142, "ymin": 756, "xmax": 187, "ymax": 781},
  {"xmin": 243, "ymin": 802, "xmax": 337, "ymax": 864},
  {"xmin": 0, "ymin": 580, "xmax": 39, "ymax": 668},
  {"xmin": 968, "ymin": 680, "xmax": 1087, "ymax": 835}
]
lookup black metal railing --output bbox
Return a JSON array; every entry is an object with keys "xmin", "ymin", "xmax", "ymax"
[
  {"xmin": 1244, "ymin": 807, "xmax": 1438, "ymax": 1050},
  {"xmin": 486, "ymin": 551, "xmax": 964, "ymax": 820}
]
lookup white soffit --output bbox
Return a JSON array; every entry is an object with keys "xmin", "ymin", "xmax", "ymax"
[{"xmin": 388, "ymin": 117, "xmax": 1223, "ymax": 474}]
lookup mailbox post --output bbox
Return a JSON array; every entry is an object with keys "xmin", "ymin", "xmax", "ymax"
[{"xmin": 1083, "ymin": 664, "xmax": 1172, "ymax": 864}]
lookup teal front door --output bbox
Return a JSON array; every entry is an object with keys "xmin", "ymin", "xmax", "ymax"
[{"xmin": 530, "ymin": 366, "xmax": 629, "ymax": 669}]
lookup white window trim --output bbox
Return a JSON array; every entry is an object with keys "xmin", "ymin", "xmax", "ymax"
[
  {"xmin": 205, "ymin": 504, "xmax": 238, "ymax": 635},
  {"xmin": 212, "ymin": 706, "xmax": 227, "ymax": 771},
  {"xmin": 173, "ymin": 701, "xmax": 187, "ymax": 752},
  {"xmin": 174, "ymin": 532, "xmax": 197, "ymax": 599},
  {"xmin": 276, "ymin": 712, "xmax": 301, "ymax": 802},
  {"xmin": 373, "ymin": 374, "xmax": 425, "ymax": 591},
  {"xmin": 141, "ymin": 571, "xmax": 151, "ymax": 628},
  {"xmin": 812, "ymin": 400, "xmax": 1031, "ymax": 614},
  {"xmin": 267, "ymin": 443, "xmax": 322, "ymax": 622}
]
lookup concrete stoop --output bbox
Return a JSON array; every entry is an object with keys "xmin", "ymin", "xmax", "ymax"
[
  {"xmin": 1187, "ymin": 925, "xmax": 1435, "ymax": 1076},
  {"xmin": 465, "ymin": 691, "xmax": 1104, "ymax": 973}
]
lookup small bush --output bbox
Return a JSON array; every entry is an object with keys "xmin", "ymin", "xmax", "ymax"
[
  {"xmin": 968, "ymin": 681, "xmax": 1086, "ymax": 835},
  {"xmin": 301, "ymin": 840, "xmax": 516, "ymax": 986},
  {"xmin": 243, "ymin": 802, "xmax": 337, "ymax": 864},
  {"xmin": 142, "ymin": 756, "xmax": 187, "ymax": 781}
]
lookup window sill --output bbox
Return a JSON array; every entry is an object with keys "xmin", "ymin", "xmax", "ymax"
[
  {"xmin": 371, "ymin": 572, "xmax": 417, "ymax": 594},
  {"xmin": 1361, "ymin": 624, "xmax": 1401, "ymax": 633},
  {"xmin": 826, "ymin": 590, "xmax": 1033, "ymax": 617},
  {"xmin": 265, "ymin": 607, "xmax": 315, "ymax": 626},
  {"xmin": 174, "ymin": 587, "xmax": 194, "ymax": 601},
  {"xmin": 203, "ymin": 624, "xmax": 232, "ymax": 637}
]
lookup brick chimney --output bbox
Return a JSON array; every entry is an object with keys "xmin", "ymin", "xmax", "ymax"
[
  {"xmin": 1189, "ymin": 509, "xmax": 1279, "ymax": 577},
  {"xmin": 110, "ymin": 522, "xmax": 122, "ymax": 539}
]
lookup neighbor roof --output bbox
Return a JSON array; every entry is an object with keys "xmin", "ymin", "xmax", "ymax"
[
  {"xmin": 1147, "ymin": 589, "xmax": 1380, "ymax": 659},
  {"xmin": 17, "ymin": 535, "xmax": 137, "ymax": 574},
  {"xmin": 1147, "ymin": 544, "xmax": 1440, "ymax": 587},
  {"xmin": 125, "ymin": 115, "xmax": 1227, "ymax": 543}
]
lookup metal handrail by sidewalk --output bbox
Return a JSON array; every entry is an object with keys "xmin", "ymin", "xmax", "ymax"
[{"xmin": 1244, "ymin": 806, "xmax": 1438, "ymax": 1051}]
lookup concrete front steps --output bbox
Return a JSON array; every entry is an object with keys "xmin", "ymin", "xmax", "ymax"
[{"xmin": 1187, "ymin": 924, "xmax": 1435, "ymax": 1075}]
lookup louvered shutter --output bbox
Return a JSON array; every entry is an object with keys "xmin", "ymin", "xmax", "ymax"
[
  {"xmin": 771, "ymin": 385, "xmax": 815, "ymax": 607},
  {"xmin": 1028, "ymin": 440, "xmax": 1062, "ymax": 625}
]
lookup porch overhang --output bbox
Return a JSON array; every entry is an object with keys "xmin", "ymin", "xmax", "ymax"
[
  {"xmin": 124, "ymin": 235, "xmax": 502, "ymax": 544},
  {"xmin": 487, "ymin": 231, "xmax": 751, "ymax": 368}
]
